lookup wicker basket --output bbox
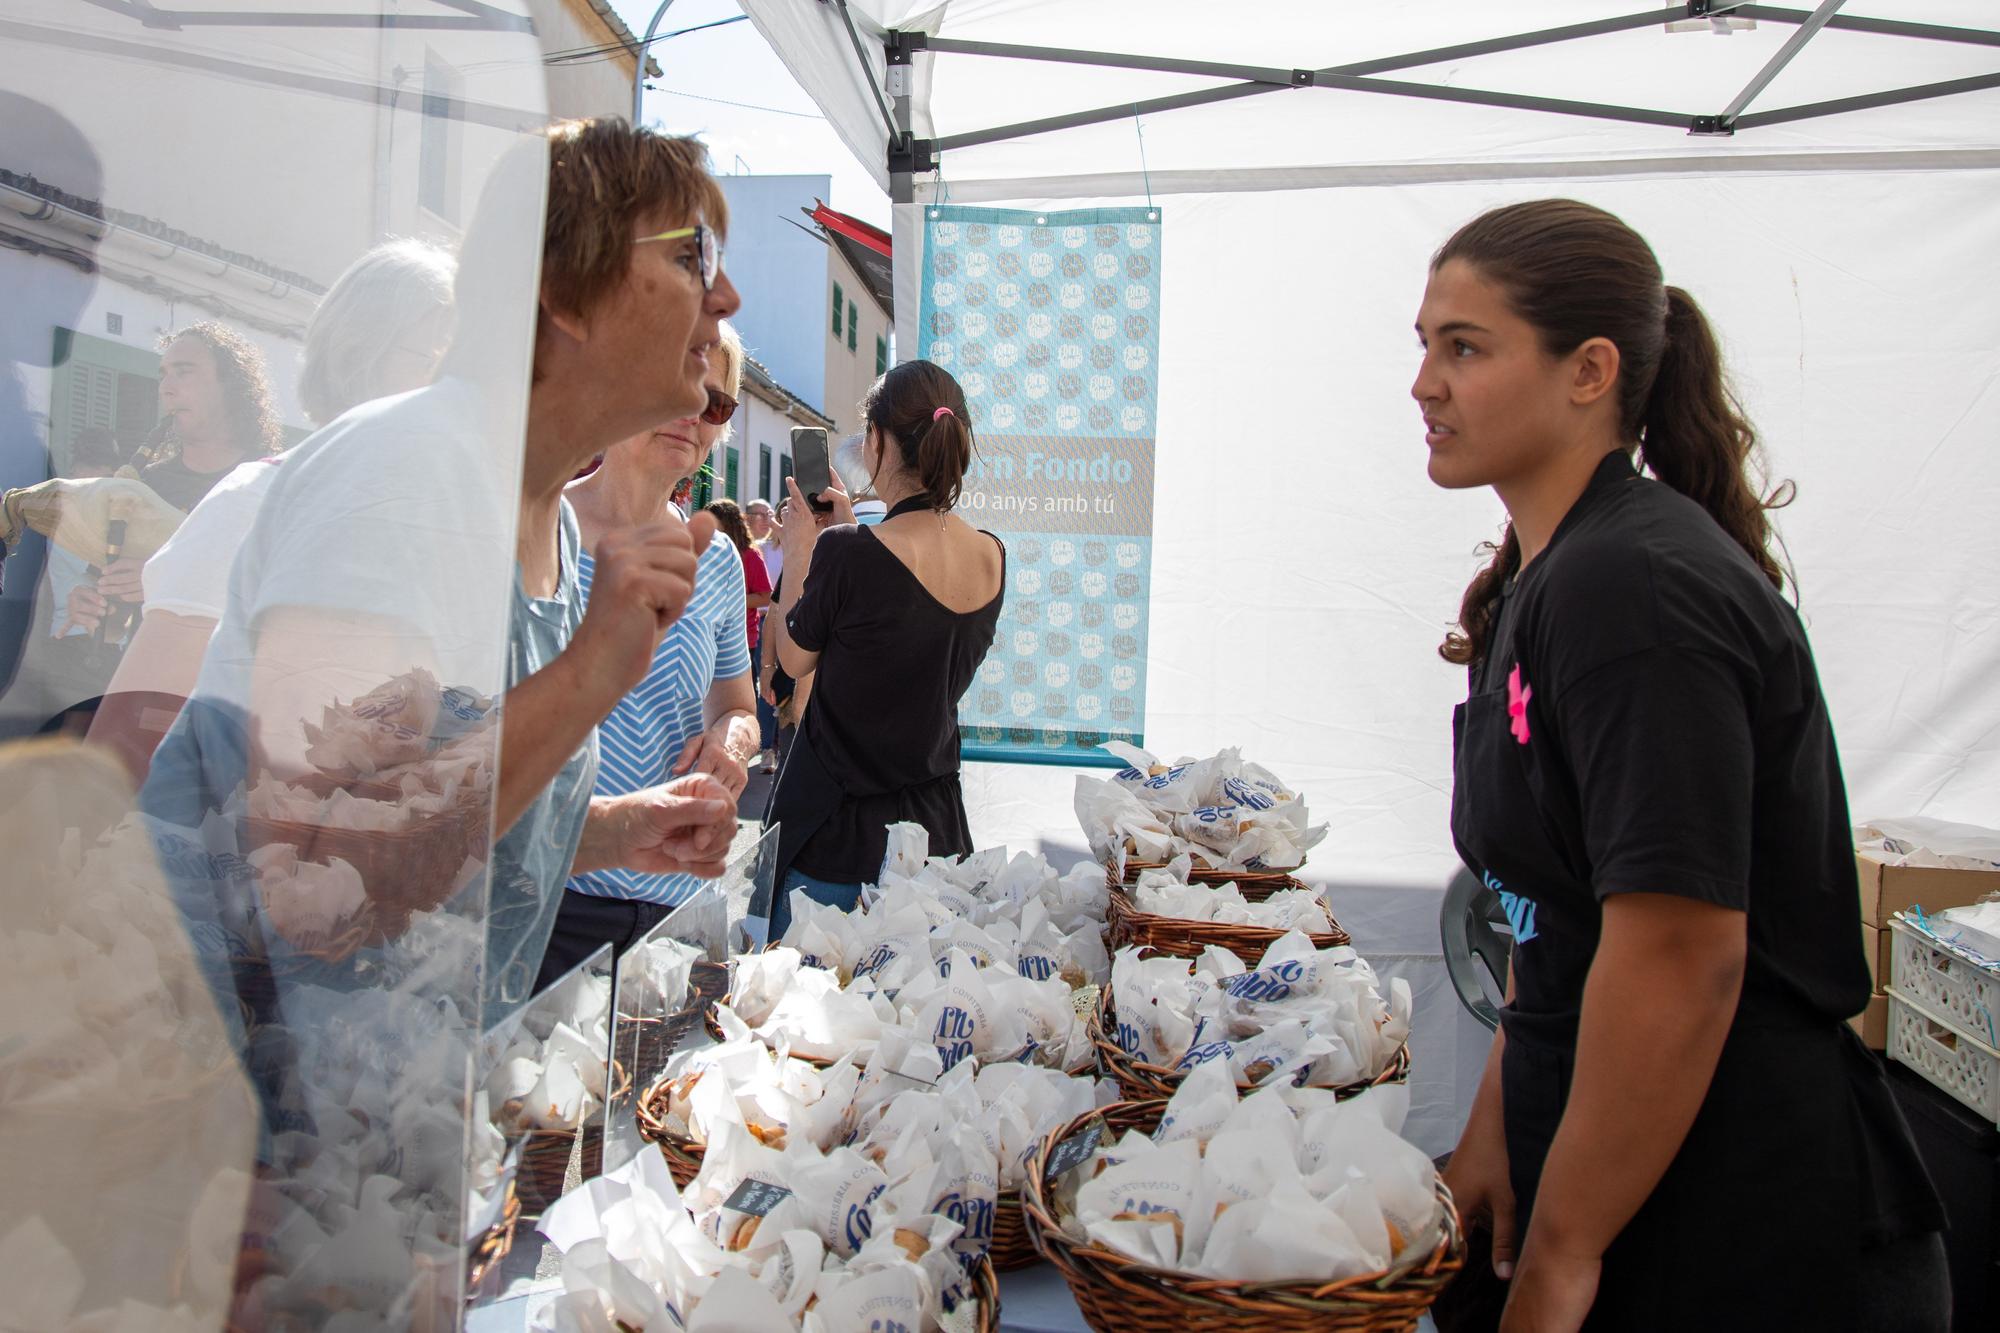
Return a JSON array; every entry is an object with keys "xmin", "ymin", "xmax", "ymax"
[
  {"xmin": 965, "ymin": 1254, "xmax": 1003, "ymax": 1332},
  {"xmin": 1022, "ymin": 1101, "xmax": 1463, "ymax": 1331},
  {"xmin": 991, "ymin": 1188, "xmax": 1045, "ymax": 1271},
  {"xmin": 1114, "ymin": 859, "xmax": 1309, "ymax": 901},
  {"xmin": 241, "ymin": 792, "xmax": 489, "ymax": 942},
  {"xmin": 464, "ymin": 1185, "xmax": 520, "ymax": 1300},
  {"xmin": 516, "ymin": 1060, "xmax": 630, "ymax": 1217},
  {"xmin": 1106, "ymin": 885, "xmax": 1349, "ymax": 965},
  {"xmin": 1088, "ymin": 986, "xmax": 1409, "ymax": 1103},
  {"xmin": 634, "ymin": 1074, "xmax": 709, "ymax": 1189}
]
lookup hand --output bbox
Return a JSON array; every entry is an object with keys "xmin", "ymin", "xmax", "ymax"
[
  {"xmin": 758, "ymin": 674, "xmax": 778, "ymax": 708},
  {"xmin": 63, "ymin": 583, "xmax": 107, "ymax": 635},
  {"xmin": 96, "ymin": 555, "xmax": 144, "ymax": 601},
  {"xmin": 815, "ymin": 474, "xmax": 856, "ymax": 529},
  {"xmin": 671, "ymin": 728, "xmax": 748, "ymax": 801},
  {"xmin": 610, "ymin": 773, "xmax": 737, "ymax": 878},
  {"xmin": 568, "ymin": 510, "xmax": 718, "ymax": 697},
  {"xmin": 1443, "ymin": 1107, "xmax": 1518, "ymax": 1281},
  {"xmin": 1499, "ymin": 1245, "xmax": 1600, "ymax": 1333}
]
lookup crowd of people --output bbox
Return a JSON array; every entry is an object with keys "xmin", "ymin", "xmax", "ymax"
[{"xmin": 0, "ymin": 110, "xmax": 1952, "ymax": 1332}]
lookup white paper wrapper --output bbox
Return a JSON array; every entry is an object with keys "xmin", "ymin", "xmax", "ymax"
[
  {"xmin": 881, "ymin": 822, "xmax": 932, "ymax": 881},
  {"xmin": 1080, "ymin": 745, "xmax": 1329, "ymax": 871}
]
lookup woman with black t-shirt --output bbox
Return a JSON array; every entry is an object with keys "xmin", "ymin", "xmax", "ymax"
[
  {"xmin": 764, "ymin": 359, "xmax": 1004, "ymax": 938},
  {"xmin": 1418, "ymin": 201, "xmax": 1945, "ymax": 1333}
]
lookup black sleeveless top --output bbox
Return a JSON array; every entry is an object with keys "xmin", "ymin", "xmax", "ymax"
[{"xmin": 768, "ymin": 497, "xmax": 1005, "ymax": 883}]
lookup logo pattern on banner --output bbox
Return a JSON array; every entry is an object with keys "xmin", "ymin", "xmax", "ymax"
[{"xmin": 920, "ymin": 206, "xmax": 1161, "ymax": 765}]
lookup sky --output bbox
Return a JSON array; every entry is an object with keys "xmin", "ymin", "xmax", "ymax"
[{"xmin": 607, "ymin": 0, "xmax": 893, "ymax": 230}]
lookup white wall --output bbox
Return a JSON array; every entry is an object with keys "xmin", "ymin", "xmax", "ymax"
[
  {"xmin": 531, "ymin": 0, "xmax": 640, "ymax": 123},
  {"xmin": 717, "ymin": 175, "xmax": 835, "ymax": 417},
  {"xmin": 931, "ymin": 170, "xmax": 2000, "ymax": 893},
  {"xmin": 822, "ymin": 242, "xmax": 890, "ymax": 440},
  {"xmin": 0, "ymin": 251, "xmax": 309, "ymax": 442},
  {"xmin": 736, "ymin": 393, "xmax": 794, "ymax": 508}
]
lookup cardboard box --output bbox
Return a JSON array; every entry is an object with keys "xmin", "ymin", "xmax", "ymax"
[
  {"xmin": 1863, "ymin": 922, "xmax": 1893, "ymax": 989},
  {"xmin": 1856, "ymin": 852, "xmax": 2000, "ymax": 928},
  {"xmin": 1850, "ymin": 991, "xmax": 1889, "ymax": 1050}
]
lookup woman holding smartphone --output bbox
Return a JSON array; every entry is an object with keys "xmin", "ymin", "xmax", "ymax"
[
  {"xmin": 763, "ymin": 360, "xmax": 1003, "ymax": 936},
  {"xmin": 1418, "ymin": 200, "xmax": 1944, "ymax": 1332}
]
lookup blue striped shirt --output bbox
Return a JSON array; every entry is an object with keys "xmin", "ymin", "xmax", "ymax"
[{"xmin": 567, "ymin": 530, "xmax": 750, "ymax": 905}]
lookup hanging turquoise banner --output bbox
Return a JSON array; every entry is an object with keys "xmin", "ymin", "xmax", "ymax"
[{"xmin": 918, "ymin": 205, "xmax": 1161, "ymax": 767}]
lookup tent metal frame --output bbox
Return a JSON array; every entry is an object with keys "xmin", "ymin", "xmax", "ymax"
[{"xmin": 880, "ymin": 0, "xmax": 2000, "ymax": 193}]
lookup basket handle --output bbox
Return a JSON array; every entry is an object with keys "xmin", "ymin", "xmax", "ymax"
[{"xmin": 1915, "ymin": 1012, "xmax": 1961, "ymax": 1058}]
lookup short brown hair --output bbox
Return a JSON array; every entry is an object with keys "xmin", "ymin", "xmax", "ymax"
[{"xmin": 540, "ymin": 118, "xmax": 728, "ymax": 322}]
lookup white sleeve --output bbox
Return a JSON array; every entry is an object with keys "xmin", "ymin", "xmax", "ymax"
[{"xmin": 142, "ymin": 459, "xmax": 282, "ymax": 620}]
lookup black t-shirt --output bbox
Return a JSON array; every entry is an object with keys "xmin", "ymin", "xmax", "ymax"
[
  {"xmin": 1452, "ymin": 450, "xmax": 1868, "ymax": 1045},
  {"xmin": 776, "ymin": 523, "xmax": 1005, "ymax": 881},
  {"xmin": 139, "ymin": 453, "xmax": 250, "ymax": 513}
]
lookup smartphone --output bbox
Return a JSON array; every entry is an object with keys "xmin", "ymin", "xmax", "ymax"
[{"xmin": 790, "ymin": 426, "xmax": 834, "ymax": 513}]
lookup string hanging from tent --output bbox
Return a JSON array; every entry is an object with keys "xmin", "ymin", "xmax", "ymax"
[{"xmin": 1133, "ymin": 105, "xmax": 1156, "ymax": 221}]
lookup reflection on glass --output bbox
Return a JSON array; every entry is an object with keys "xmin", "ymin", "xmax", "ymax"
[
  {"xmin": 602, "ymin": 826, "xmax": 780, "ymax": 1175},
  {"xmin": 474, "ymin": 940, "xmax": 615, "ymax": 1305},
  {"xmin": 1, "ymin": 3, "xmax": 546, "ymax": 1325}
]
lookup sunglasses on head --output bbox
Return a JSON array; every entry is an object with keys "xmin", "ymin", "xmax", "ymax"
[
  {"xmin": 634, "ymin": 223, "xmax": 723, "ymax": 291},
  {"xmin": 701, "ymin": 387, "xmax": 737, "ymax": 426}
]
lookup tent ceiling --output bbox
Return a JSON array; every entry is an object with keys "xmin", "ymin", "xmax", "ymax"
[{"xmin": 742, "ymin": 1, "xmax": 2000, "ymax": 200}]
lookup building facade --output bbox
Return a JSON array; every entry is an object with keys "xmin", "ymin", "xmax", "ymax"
[
  {"xmin": 698, "ymin": 355, "xmax": 832, "ymax": 511},
  {"xmin": 0, "ymin": 0, "xmax": 644, "ymax": 724},
  {"xmin": 715, "ymin": 175, "xmax": 892, "ymax": 442}
]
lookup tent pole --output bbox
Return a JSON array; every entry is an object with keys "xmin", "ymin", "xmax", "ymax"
[
  {"xmin": 886, "ymin": 31, "xmax": 915, "ymax": 206},
  {"xmin": 914, "ymin": 9, "xmax": 1678, "ymax": 84},
  {"xmin": 1735, "ymin": 70, "xmax": 2000, "ymax": 128},
  {"xmin": 1716, "ymin": 0, "xmax": 1846, "ymax": 126},
  {"xmin": 1733, "ymin": 6, "xmax": 2000, "ymax": 48},
  {"xmin": 837, "ymin": 0, "xmax": 898, "ymax": 141}
]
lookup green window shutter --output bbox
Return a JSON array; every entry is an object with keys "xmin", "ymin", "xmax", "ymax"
[
  {"xmin": 759, "ymin": 444, "xmax": 772, "ymax": 500},
  {"xmin": 49, "ymin": 327, "xmax": 161, "ymax": 471},
  {"xmin": 847, "ymin": 303, "xmax": 858, "ymax": 352},
  {"xmin": 875, "ymin": 335, "xmax": 887, "ymax": 376},
  {"xmin": 726, "ymin": 446, "xmax": 740, "ymax": 500},
  {"xmin": 832, "ymin": 284, "xmax": 843, "ymax": 335}
]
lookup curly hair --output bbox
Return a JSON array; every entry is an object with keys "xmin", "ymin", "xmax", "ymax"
[{"xmin": 150, "ymin": 321, "xmax": 282, "ymax": 462}]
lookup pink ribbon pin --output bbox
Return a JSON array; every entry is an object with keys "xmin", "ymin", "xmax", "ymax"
[{"xmin": 1507, "ymin": 664, "xmax": 1533, "ymax": 745}]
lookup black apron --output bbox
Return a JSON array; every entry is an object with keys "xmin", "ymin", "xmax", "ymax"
[{"xmin": 1450, "ymin": 584, "xmax": 1937, "ymax": 1332}]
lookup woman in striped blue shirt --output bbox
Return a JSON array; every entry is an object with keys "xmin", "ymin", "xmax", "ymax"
[{"xmin": 532, "ymin": 322, "xmax": 761, "ymax": 989}]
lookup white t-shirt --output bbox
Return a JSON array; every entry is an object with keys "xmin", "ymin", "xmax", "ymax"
[
  {"xmin": 143, "ymin": 453, "xmax": 289, "ymax": 619},
  {"xmin": 186, "ymin": 378, "xmax": 519, "ymax": 703},
  {"xmin": 757, "ymin": 539, "xmax": 783, "ymax": 588}
]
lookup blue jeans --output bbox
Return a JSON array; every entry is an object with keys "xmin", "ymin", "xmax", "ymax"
[{"xmin": 768, "ymin": 867, "xmax": 864, "ymax": 941}]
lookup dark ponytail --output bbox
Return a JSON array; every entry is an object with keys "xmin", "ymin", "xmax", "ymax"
[
  {"xmin": 861, "ymin": 358, "xmax": 974, "ymax": 512},
  {"xmin": 1433, "ymin": 200, "xmax": 1792, "ymax": 667},
  {"xmin": 1641, "ymin": 286, "xmax": 1792, "ymax": 592}
]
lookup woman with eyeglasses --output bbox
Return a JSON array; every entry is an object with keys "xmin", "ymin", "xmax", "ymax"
[{"xmin": 532, "ymin": 320, "xmax": 763, "ymax": 989}]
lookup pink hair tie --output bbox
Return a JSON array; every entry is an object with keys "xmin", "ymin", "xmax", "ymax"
[{"xmin": 932, "ymin": 406, "xmax": 955, "ymax": 422}]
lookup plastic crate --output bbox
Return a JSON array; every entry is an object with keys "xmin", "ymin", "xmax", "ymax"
[
  {"xmin": 1887, "ymin": 916, "xmax": 2000, "ymax": 1130},
  {"xmin": 1889, "ymin": 915, "xmax": 2000, "ymax": 1046}
]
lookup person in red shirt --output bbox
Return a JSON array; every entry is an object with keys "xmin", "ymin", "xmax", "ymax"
[{"xmin": 704, "ymin": 497, "xmax": 772, "ymax": 654}]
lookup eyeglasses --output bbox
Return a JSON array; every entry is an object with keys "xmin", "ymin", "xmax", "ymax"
[
  {"xmin": 635, "ymin": 224, "xmax": 723, "ymax": 291},
  {"xmin": 701, "ymin": 387, "xmax": 737, "ymax": 426}
]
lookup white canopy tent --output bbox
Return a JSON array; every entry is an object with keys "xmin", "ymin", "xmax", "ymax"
[{"xmin": 742, "ymin": 0, "xmax": 2000, "ymax": 1149}]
